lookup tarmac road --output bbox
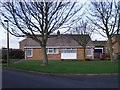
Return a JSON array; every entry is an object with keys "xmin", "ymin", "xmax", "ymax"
[{"xmin": 2, "ymin": 68, "xmax": 119, "ymax": 88}]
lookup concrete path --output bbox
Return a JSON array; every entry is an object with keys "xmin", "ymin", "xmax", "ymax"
[{"xmin": 13, "ymin": 59, "xmax": 25, "ymax": 63}]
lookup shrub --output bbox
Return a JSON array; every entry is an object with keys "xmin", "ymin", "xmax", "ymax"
[
  {"xmin": 2, "ymin": 49, "xmax": 24, "ymax": 60},
  {"xmin": 100, "ymin": 53, "xmax": 110, "ymax": 60}
]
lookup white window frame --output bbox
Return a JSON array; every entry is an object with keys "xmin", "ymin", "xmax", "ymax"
[
  {"xmin": 94, "ymin": 48, "xmax": 103, "ymax": 53},
  {"xmin": 47, "ymin": 48, "xmax": 59, "ymax": 54},
  {"xmin": 86, "ymin": 48, "xmax": 93, "ymax": 56},
  {"xmin": 61, "ymin": 48, "xmax": 76, "ymax": 53},
  {"xmin": 26, "ymin": 48, "xmax": 33, "ymax": 57}
]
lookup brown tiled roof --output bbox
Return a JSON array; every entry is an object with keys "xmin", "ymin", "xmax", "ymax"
[{"xmin": 20, "ymin": 34, "xmax": 94, "ymax": 48}]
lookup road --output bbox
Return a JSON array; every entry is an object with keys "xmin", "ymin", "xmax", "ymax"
[{"xmin": 2, "ymin": 68, "xmax": 119, "ymax": 88}]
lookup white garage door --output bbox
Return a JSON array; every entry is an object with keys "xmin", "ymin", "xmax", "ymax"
[{"xmin": 61, "ymin": 48, "xmax": 77, "ymax": 59}]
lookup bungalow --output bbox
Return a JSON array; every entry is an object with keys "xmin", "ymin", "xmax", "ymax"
[{"xmin": 19, "ymin": 35, "xmax": 95, "ymax": 60}]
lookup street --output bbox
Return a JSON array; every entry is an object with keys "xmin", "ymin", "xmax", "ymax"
[{"xmin": 2, "ymin": 68, "xmax": 118, "ymax": 88}]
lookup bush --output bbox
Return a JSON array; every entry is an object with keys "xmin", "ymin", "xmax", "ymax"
[
  {"xmin": 2, "ymin": 49, "xmax": 24, "ymax": 60},
  {"xmin": 9, "ymin": 49, "xmax": 24, "ymax": 59},
  {"xmin": 100, "ymin": 53, "xmax": 110, "ymax": 60}
]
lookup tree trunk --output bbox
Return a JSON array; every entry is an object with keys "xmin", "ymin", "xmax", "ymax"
[
  {"xmin": 108, "ymin": 38, "xmax": 114, "ymax": 62},
  {"xmin": 41, "ymin": 46, "xmax": 48, "ymax": 65},
  {"xmin": 83, "ymin": 47, "xmax": 86, "ymax": 61}
]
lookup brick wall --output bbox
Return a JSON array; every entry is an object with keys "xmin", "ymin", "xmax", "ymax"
[
  {"xmin": 26, "ymin": 48, "xmax": 61, "ymax": 60},
  {"xmin": 77, "ymin": 48, "xmax": 84, "ymax": 59},
  {"xmin": 113, "ymin": 43, "xmax": 120, "ymax": 57},
  {"xmin": 117, "ymin": 43, "xmax": 120, "ymax": 53},
  {"xmin": 77, "ymin": 48, "xmax": 94, "ymax": 59},
  {"xmin": 26, "ymin": 48, "xmax": 43, "ymax": 60},
  {"xmin": 105, "ymin": 37, "xmax": 120, "ymax": 57},
  {"xmin": 25, "ymin": 48, "xmax": 94, "ymax": 60},
  {"xmin": 113, "ymin": 43, "xmax": 119, "ymax": 53},
  {"xmin": 47, "ymin": 49, "xmax": 61, "ymax": 60}
]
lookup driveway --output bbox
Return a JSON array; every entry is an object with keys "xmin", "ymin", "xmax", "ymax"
[{"xmin": 2, "ymin": 68, "xmax": 119, "ymax": 88}]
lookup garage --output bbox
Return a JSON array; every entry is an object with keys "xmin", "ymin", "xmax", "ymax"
[{"xmin": 61, "ymin": 48, "xmax": 77, "ymax": 59}]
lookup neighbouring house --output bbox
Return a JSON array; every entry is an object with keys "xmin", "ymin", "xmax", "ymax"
[
  {"xmin": 93, "ymin": 40, "xmax": 107, "ymax": 59},
  {"xmin": 105, "ymin": 34, "xmax": 120, "ymax": 59},
  {"xmin": 19, "ymin": 34, "xmax": 95, "ymax": 60}
]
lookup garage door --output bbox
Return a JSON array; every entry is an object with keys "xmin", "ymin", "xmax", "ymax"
[{"xmin": 61, "ymin": 48, "xmax": 77, "ymax": 59}]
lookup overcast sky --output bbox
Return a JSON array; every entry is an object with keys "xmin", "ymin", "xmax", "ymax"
[{"xmin": 0, "ymin": 25, "xmax": 25, "ymax": 49}]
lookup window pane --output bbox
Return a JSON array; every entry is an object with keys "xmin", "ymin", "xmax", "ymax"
[
  {"xmin": 87, "ymin": 49, "xmax": 92, "ymax": 56},
  {"xmin": 61, "ymin": 48, "xmax": 76, "ymax": 53},
  {"xmin": 47, "ymin": 48, "xmax": 58, "ymax": 54},
  {"xmin": 26, "ymin": 48, "xmax": 32, "ymax": 57},
  {"xmin": 49, "ymin": 49, "xmax": 53, "ymax": 53},
  {"xmin": 54, "ymin": 49, "xmax": 58, "ymax": 53}
]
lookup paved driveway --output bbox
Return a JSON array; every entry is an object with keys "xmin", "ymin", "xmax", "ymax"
[{"xmin": 2, "ymin": 68, "xmax": 119, "ymax": 88}]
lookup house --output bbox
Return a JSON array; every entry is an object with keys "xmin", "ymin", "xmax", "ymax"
[
  {"xmin": 105, "ymin": 34, "xmax": 120, "ymax": 59},
  {"xmin": 93, "ymin": 40, "xmax": 107, "ymax": 59},
  {"xmin": 19, "ymin": 34, "xmax": 95, "ymax": 60}
]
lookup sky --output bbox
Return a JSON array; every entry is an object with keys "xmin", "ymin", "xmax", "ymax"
[{"xmin": 0, "ymin": 25, "xmax": 25, "ymax": 49}]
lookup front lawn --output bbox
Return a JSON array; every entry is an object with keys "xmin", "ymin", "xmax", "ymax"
[{"xmin": 6, "ymin": 60, "xmax": 119, "ymax": 74}]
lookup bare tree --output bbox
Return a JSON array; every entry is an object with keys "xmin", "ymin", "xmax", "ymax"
[
  {"xmin": 0, "ymin": 1, "xmax": 83, "ymax": 65},
  {"xmin": 116, "ymin": 1, "xmax": 120, "ymax": 41},
  {"xmin": 69, "ymin": 20, "xmax": 94, "ymax": 60},
  {"xmin": 88, "ymin": 1, "xmax": 120, "ymax": 61}
]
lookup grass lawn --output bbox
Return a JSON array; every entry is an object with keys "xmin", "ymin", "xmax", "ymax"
[{"xmin": 6, "ymin": 60, "xmax": 119, "ymax": 74}]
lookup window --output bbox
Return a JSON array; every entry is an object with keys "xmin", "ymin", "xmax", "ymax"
[
  {"xmin": 47, "ymin": 48, "xmax": 58, "ymax": 54},
  {"xmin": 26, "ymin": 48, "xmax": 32, "ymax": 57},
  {"xmin": 112, "ymin": 48, "xmax": 114, "ymax": 56},
  {"xmin": 87, "ymin": 49, "xmax": 93, "ymax": 56},
  {"xmin": 106, "ymin": 47, "xmax": 114, "ymax": 55},
  {"xmin": 61, "ymin": 48, "xmax": 76, "ymax": 53},
  {"xmin": 106, "ymin": 47, "xmax": 109, "ymax": 53}
]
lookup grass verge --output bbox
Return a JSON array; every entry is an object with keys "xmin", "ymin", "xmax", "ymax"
[{"xmin": 6, "ymin": 60, "xmax": 119, "ymax": 74}]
